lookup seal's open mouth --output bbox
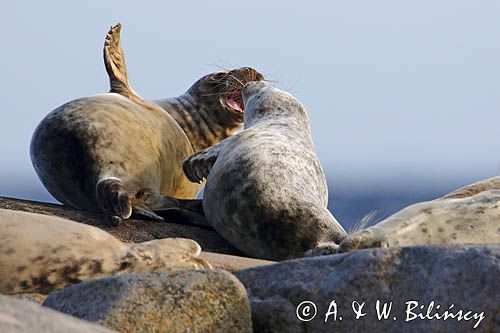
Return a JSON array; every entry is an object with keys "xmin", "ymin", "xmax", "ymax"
[{"xmin": 224, "ymin": 91, "xmax": 245, "ymax": 113}]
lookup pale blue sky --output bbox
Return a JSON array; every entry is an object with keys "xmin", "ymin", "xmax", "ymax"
[{"xmin": 1, "ymin": 1, "xmax": 499, "ymax": 203}]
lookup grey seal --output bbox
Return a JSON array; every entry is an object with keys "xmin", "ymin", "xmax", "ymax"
[
  {"xmin": 183, "ymin": 81, "xmax": 347, "ymax": 260},
  {"xmin": 30, "ymin": 23, "xmax": 263, "ymax": 221},
  {"xmin": 0, "ymin": 208, "xmax": 209, "ymax": 295},
  {"xmin": 338, "ymin": 180, "xmax": 500, "ymax": 252}
]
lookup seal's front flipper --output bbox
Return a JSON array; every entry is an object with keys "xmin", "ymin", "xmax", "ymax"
[
  {"xmin": 103, "ymin": 23, "xmax": 141, "ymax": 101},
  {"xmin": 183, "ymin": 139, "xmax": 230, "ymax": 183},
  {"xmin": 96, "ymin": 177, "xmax": 133, "ymax": 219}
]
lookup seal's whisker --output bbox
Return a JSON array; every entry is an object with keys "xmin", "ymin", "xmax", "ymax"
[
  {"xmin": 226, "ymin": 74, "xmax": 245, "ymax": 88},
  {"xmin": 200, "ymin": 91, "xmax": 239, "ymax": 97},
  {"xmin": 348, "ymin": 210, "xmax": 381, "ymax": 234}
]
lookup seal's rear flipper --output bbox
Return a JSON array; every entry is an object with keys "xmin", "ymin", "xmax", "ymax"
[
  {"xmin": 154, "ymin": 208, "xmax": 211, "ymax": 228},
  {"xmin": 103, "ymin": 23, "xmax": 141, "ymax": 101},
  {"xmin": 96, "ymin": 178, "xmax": 133, "ymax": 219},
  {"xmin": 133, "ymin": 205, "xmax": 165, "ymax": 222},
  {"xmin": 153, "ymin": 197, "xmax": 211, "ymax": 227}
]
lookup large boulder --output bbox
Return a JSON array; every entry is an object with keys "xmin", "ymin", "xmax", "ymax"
[
  {"xmin": 43, "ymin": 269, "xmax": 252, "ymax": 333},
  {"xmin": 236, "ymin": 245, "xmax": 500, "ymax": 332},
  {"xmin": 339, "ymin": 189, "xmax": 500, "ymax": 252},
  {"xmin": 0, "ymin": 295, "xmax": 113, "ymax": 333},
  {"xmin": 0, "ymin": 208, "xmax": 209, "ymax": 294}
]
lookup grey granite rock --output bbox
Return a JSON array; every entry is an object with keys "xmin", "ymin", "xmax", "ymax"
[
  {"xmin": 236, "ymin": 245, "xmax": 500, "ymax": 332},
  {"xmin": 44, "ymin": 269, "xmax": 252, "ymax": 333},
  {"xmin": 0, "ymin": 294, "xmax": 113, "ymax": 333}
]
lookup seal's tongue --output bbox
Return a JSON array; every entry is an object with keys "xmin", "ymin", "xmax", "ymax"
[{"xmin": 225, "ymin": 92, "xmax": 244, "ymax": 112}]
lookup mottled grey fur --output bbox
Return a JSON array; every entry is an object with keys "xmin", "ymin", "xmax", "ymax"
[{"xmin": 183, "ymin": 82, "xmax": 346, "ymax": 260}]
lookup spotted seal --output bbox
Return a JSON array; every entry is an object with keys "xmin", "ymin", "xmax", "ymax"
[
  {"xmin": 30, "ymin": 23, "xmax": 263, "ymax": 221},
  {"xmin": 183, "ymin": 81, "xmax": 347, "ymax": 260},
  {"xmin": 338, "ymin": 180, "xmax": 500, "ymax": 253},
  {"xmin": 0, "ymin": 208, "xmax": 209, "ymax": 294}
]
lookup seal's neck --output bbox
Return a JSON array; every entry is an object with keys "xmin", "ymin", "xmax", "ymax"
[{"xmin": 154, "ymin": 94, "xmax": 242, "ymax": 152}]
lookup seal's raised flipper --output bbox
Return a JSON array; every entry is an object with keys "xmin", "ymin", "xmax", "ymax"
[
  {"xmin": 103, "ymin": 23, "xmax": 141, "ymax": 102},
  {"xmin": 182, "ymin": 139, "xmax": 230, "ymax": 183}
]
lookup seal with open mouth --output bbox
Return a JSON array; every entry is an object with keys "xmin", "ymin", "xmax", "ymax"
[
  {"xmin": 183, "ymin": 81, "xmax": 347, "ymax": 260},
  {"xmin": 30, "ymin": 23, "xmax": 263, "ymax": 221}
]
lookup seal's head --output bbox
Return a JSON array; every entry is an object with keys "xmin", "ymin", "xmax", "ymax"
[
  {"xmin": 338, "ymin": 227, "xmax": 390, "ymax": 253},
  {"xmin": 241, "ymin": 81, "xmax": 309, "ymax": 128},
  {"xmin": 187, "ymin": 67, "xmax": 264, "ymax": 124}
]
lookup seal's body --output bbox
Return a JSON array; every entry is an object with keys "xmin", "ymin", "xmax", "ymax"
[
  {"xmin": 338, "ymin": 181, "xmax": 500, "ymax": 253},
  {"xmin": 30, "ymin": 24, "xmax": 263, "ymax": 220},
  {"xmin": 183, "ymin": 82, "xmax": 346, "ymax": 260},
  {"xmin": 0, "ymin": 208, "xmax": 209, "ymax": 294},
  {"xmin": 31, "ymin": 94, "xmax": 195, "ymax": 211}
]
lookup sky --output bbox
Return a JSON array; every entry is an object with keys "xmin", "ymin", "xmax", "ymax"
[{"xmin": 1, "ymin": 1, "xmax": 499, "ymax": 218}]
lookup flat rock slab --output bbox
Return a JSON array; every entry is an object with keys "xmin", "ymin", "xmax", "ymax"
[
  {"xmin": 0, "ymin": 295, "xmax": 113, "ymax": 333},
  {"xmin": 0, "ymin": 196, "xmax": 241, "ymax": 255},
  {"xmin": 43, "ymin": 269, "xmax": 252, "ymax": 333},
  {"xmin": 236, "ymin": 245, "xmax": 500, "ymax": 332}
]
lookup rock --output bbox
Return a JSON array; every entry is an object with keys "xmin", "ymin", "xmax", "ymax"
[
  {"xmin": 339, "ymin": 189, "xmax": 500, "ymax": 252},
  {"xmin": 0, "ymin": 208, "xmax": 210, "ymax": 294},
  {"xmin": 236, "ymin": 245, "xmax": 500, "ymax": 332},
  {"xmin": 199, "ymin": 252, "xmax": 275, "ymax": 272},
  {"xmin": 0, "ymin": 196, "xmax": 242, "ymax": 255},
  {"xmin": 439, "ymin": 176, "xmax": 500, "ymax": 199},
  {"xmin": 43, "ymin": 270, "xmax": 252, "ymax": 333},
  {"xmin": 0, "ymin": 294, "xmax": 113, "ymax": 333}
]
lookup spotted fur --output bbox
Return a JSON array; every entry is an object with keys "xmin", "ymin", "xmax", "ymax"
[{"xmin": 184, "ymin": 82, "xmax": 347, "ymax": 260}]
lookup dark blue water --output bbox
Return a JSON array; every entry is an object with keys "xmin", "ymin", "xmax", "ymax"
[{"xmin": 329, "ymin": 184, "xmax": 446, "ymax": 231}]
